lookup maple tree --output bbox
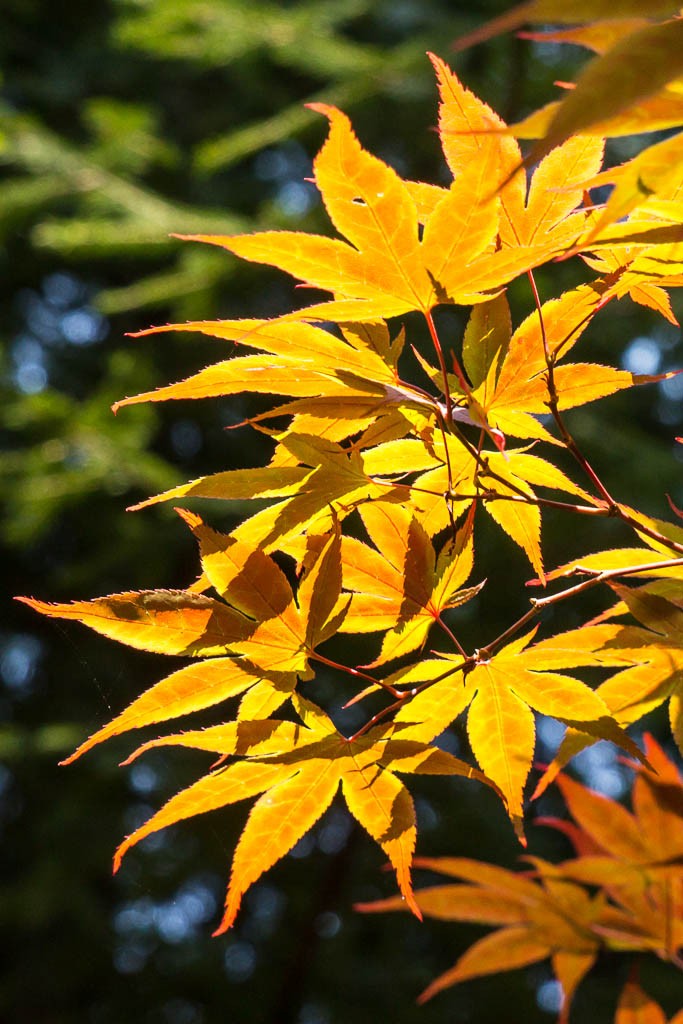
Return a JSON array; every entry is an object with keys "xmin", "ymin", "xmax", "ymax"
[{"xmin": 18, "ymin": 1, "xmax": 683, "ymax": 1020}]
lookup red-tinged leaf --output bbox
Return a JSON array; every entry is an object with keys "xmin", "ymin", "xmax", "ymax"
[
  {"xmin": 631, "ymin": 777, "xmax": 683, "ymax": 865},
  {"xmin": 17, "ymin": 591, "xmax": 250, "ymax": 657},
  {"xmin": 359, "ymin": 851, "xmax": 604, "ymax": 1011},
  {"xmin": 60, "ymin": 658, "xmax": 262, "ymax": 764},
  {"xmin": 411, "ymin": 856, "xmax": 546, "ymax": 903},
  {"xmin": 641, "ymin": 732, "xmax": 682, "ymax": 783},
  {"xmin": 362, "ymin": 862, "xmax": 601, "ymax": 1019},
  {"xmin": 556, "ymin": 775, "xmax": 651, "ymax": 863},
  {"xmin": 553, "ymin": 856, "xmax": 651, "ymax": 889},
  {"xmin": 452, "ymin": 1, "xmax": 681, "ymax": 53},
  {"xmin": 217, "ymin": 758, "xmax": 341, "ymax": 933},
  {"xmin": 418, "ymin": 927, "xmax": 550, "ymax": 1003},
  {"xmin": 615, "ymin": 981, "xmax": 668, "ymax": 1024}
]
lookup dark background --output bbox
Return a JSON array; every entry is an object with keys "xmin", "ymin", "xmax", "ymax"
[{"xmin": 3, "ymin": 2, "xmax": 683, "ymax": 1022}]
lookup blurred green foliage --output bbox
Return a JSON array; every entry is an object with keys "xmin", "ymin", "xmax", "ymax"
[{"xmin": 2, "ymin": 2, "xmax": 682, "ymax": 1023}]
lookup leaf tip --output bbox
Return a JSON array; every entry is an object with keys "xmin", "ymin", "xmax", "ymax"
[
  {"xmin": 305, "ymin": 101, "xmax": 338, "ymax": 121},
  {"xmin": 212, "ymin": 899, "xmax": 239, "ymax": 936},
  {"xmin": 58, "ymin": 750, "xmax": 80, "ymax": 767},
  {"xmin": 174, "ymin": 506, "xmax": 202, "ymax": 530}
]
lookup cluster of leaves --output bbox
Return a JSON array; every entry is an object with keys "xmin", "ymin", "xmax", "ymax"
[
  {"xmin": 358, "ymin": 735, "xmax": 683, "ymax": 1022},
  {"xmin": 20, "ymin": 2, "xmax": 683, "ymax": 1020}
]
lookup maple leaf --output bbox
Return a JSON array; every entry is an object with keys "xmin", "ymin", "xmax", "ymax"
[
  {"xmin": 536, "ymin": 585, "xmax": 683, "ymax": 791},
  {"xmin": 453, "ymin": 283, "xmax": 665, "ymax": 444},
  {"xmin": 542, "ymin": 744, "xmax": 683, "ymax": 966},
  {"xmin": 16, "ymin": 589, "xmax": 253, "ymax": 657},
  {"xmin": 405, "ymin": 432, "xmax": 592, "ymax": 577},
  {"xmin": 550, "ymin": 752, "xmax": 683, "ymax": 885},
  {"xmin": 356, "ymin": 746, "xmax": 683, "ymax": 1019},
  {"xmin": 114, "ymin": 315, "xmax": 442, "ymax": 456},
  {"xmin": 580, "ymin": 248, "xmax": 681, "ymax": 326},
  {"xmin": 430, "ymin": 55, "xmax": 604, "ymax": 285},
  {"xmin": 160, "ymin": 57, "xmax": 606, "ymax": 329},
  {"xmin": 114, "ymin": 317, "xmax": 410, "ymax": 409},
  {"xmin": 133, "ymin": 434, "xmax": 408, "ymax": 554},
  {"xmin": 373, "ymin": 626, "xmax": 636, "ymax": 839},
  {"xmin": 615, "ymin": 980, "xmax": 683, "ymax": 1024},
  {"xmin": 173, "ymin": 99, "xmax": 501, "ymax": 324},
  {"xmin": 111, "ymin": 695, "xmax": 499, "ymax": 933},
  {"xmin": 18, "ymin": 517, "xmax": 352, "ymax": 755},
  {"xmin": 356, "ymin": 855, "xmax": 603, "ymax": 1022},
  {"xmin": 338, "ymin": 502, "xmax": 481, "ymax": 666}
]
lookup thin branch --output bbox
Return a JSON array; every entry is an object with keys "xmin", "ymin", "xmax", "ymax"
[
  {"xmin": 425, "ymin": 308, "xmax": 466, "ymax": 423},
  {"xmin": 436, "ymin": 614, "xmax": 468, "ymax": 658},
  {"xmin": 479, "ymin": 556, "xmax": 683, "ymax": 658},
  {"xmin": 310, "ymin": 651, "xmax": 400, "ymax": 698},
  {"xmin": 527, "ymin": 268, "xmax": 616, "ymax": 507},
  {"xmin": 347, "ymin": 655, "xmax": 473, "ymax": 743}
]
